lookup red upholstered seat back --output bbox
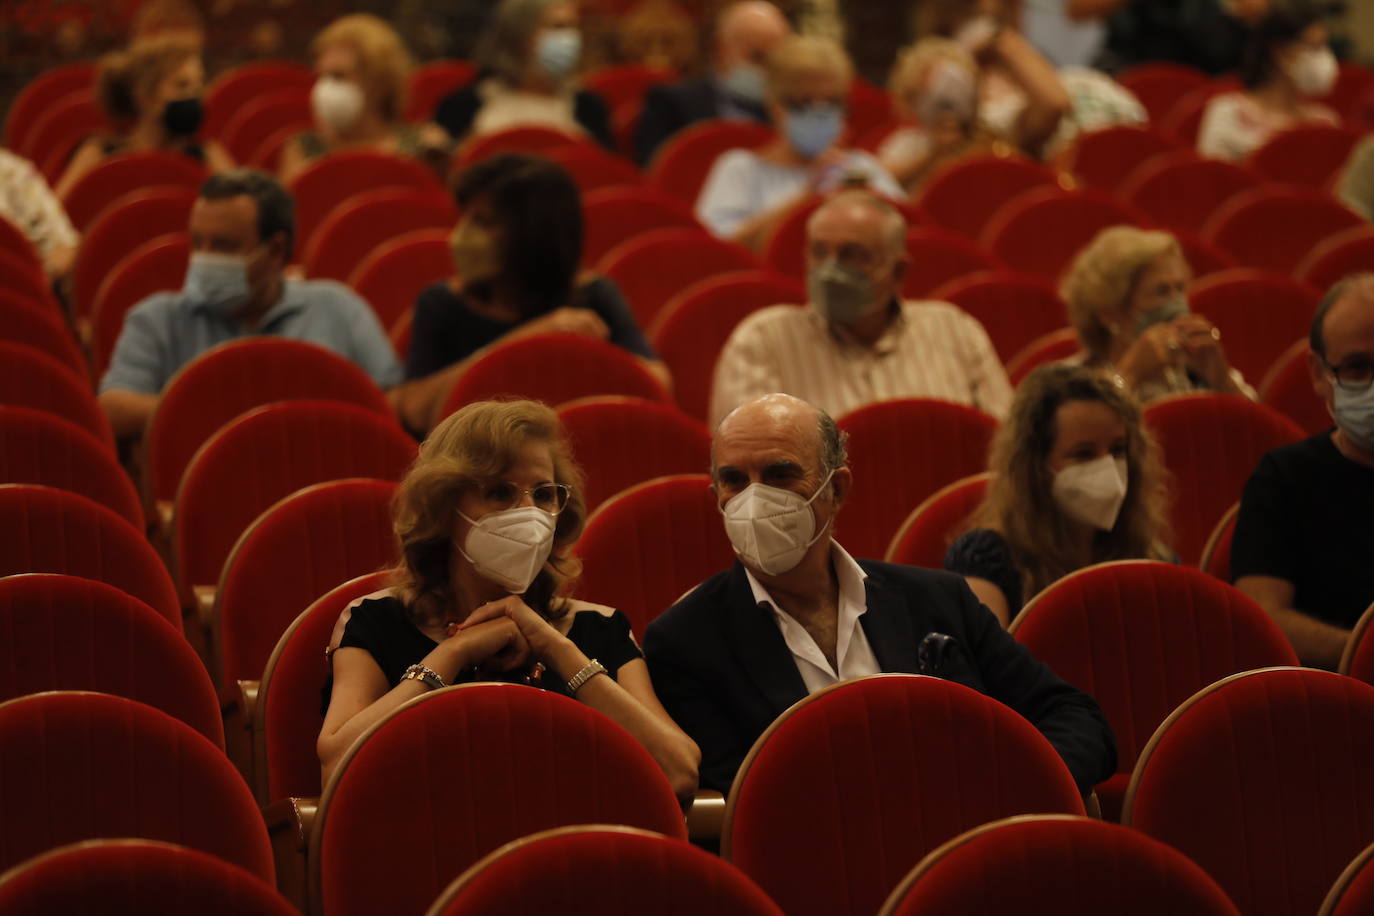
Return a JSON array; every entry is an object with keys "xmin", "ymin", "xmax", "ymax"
[
  {"xmin": 556, "ymin": 397, "xmax": 711, "ymax": 512},
  {"xmin": 1116, "ymin": 63, "xmax": 1210, "ymax": 123},
  {"xmin": 597, "ymin": 226, "xmax": 757, "ymax": 327},
  {"xmin": 1199, "ymin": 503, "xmax": 1239, "ymax": 582},
  {"xmin": 1173, "ymin": 227, "xmax": 1238, "ymax": 280},
  {"xmin": 1325, "ymin": 842, "xmax": 1374, "ymax": 916},
  {"xmin": 651, "ymin": 270, "xmax": 806, "ymax": 423},
  {"xmin": 1296, "ymin": 225, "xmax": 1374, "ymax": 294},
  {"xmin": 1187, "ymin": 269, "xmax": 1321, "ymax": 386},
  {"xmin": 901, "ymin": 228, "xmax": 1004, "ymax": 300},
  {"xmin": 1120, "ymin": 152, "xmax": 1258, "ymax": 235},
  {"xmin": 312, "ymin": 684, "xmax": 686, "ymax": 916},
  {"xmin": 216, "ymin": 478, "xmax": 398, "ymax": 691},
  {"xmin": 581, "ymin": 186, "xmax": 702, "ymax": 267},
  {"xmin": 837, "ymin": 399, "xmax": 999, "ymax": 560},
  {"xmin": 28, "ymin": 92, "xmax": 106, "ymax": 183},
  {"xmin": 287, "ymin": 151, "xmax": 441, "ymax": 258},
  {"xmin": 431, "ymin": 826, "xmax": 783, "ymax": 916},
  {"xmin": 145, "ymin": 337, "xmax": 391, "ymax": 504},
  {"xmin": 203, "ymin": 60, "xmax": 314, "ymax": 138},
  {"xmin": 1259, "ymin": 339, "xmax": 1329, "ymax": 436},
  {"xmin": 1124, "ymin": 668, "xmax": 1374, "ymax": 916},
  {"xmin": 913, "ymin": 154, "xmax": 1058, "ymax": 241},
  {"xmin": 436, "ymin": 332, "xmax": 671, "ymax": 423},
  {"xmin": 1006, "ymin": 327, "xmax": 1082, "ymax": 386},
  {"xmin": 258, "ymin": 571, "xmax": 393, "ymax": 804},
  {"xmin": 981, "ymin": 187, "xmax": 1149, "ymax": 284},
  {"xmin": 1011, "ymin": 561, "xmax": 1296, "ymax": 817},
  {"xmin": 404, "ymin": 60, "xmax": 477, "ymax": 122},
  {"xmin": 0, "ymin": 485, "xmax": 180, "ymax": 630},
  {"xmin": 453, "ymin": 126, "xmax": 584, "ymax": 172},
  {"xmin": 218, "ymin": 88, "xmax": 311, "ymax": 165},
  {"xmin": 0, "ymin": 341, "xmax": 113, "ymax": 447},
  {"xmin": 1202, "ymin": 186, "xmax": 1364, "ymax": 275},
  {"xmin": 0, "ymin": 839, "xmax": 295, "ymax": 916},
  {"xmin": 647, "ymin": 119, "xmax": 774, "ymax": 205},
  {"xmin": 1245, "ymin": 124, "xmax": 1363, "ymax": 188},
  {"xmin": 176, "ymin": 401, "xmax": 415, "ymax": 593},
  {"xmin": 5, "ymin": 61, "xmax": 96, "ymax": 154},
  {"xmin": 0, "ymin": 215, "xmax": 41, "ymax": 268},
  {"xmin": 73, "ymin": 186, "xmax": 194, "ymax": 324},
  {"xmin": 90, "ymin": 233, "xmax": 190, "ymax": 379},
  {"xmin": 928, "ymin": 270, "xmax": 1068, "ymax": 364},
  {"xmin": 884, "ymin": 473, "xmax": 990, "ymax": 566},
  {"xmin": 575, "ymin": 474, "xmax": 734, "ymax": 637},
  {"xmin": 0, "ymin": 292, "xmax": 87, "ymax": 377},
  {"xmin": 724, "ymin": 675, "xmax": 1084, "ymax": 916},
  {"xmin": 1063, "ymin": 125, "xmax": 1179, "ymax": 193},
  {"xmin": 1142, "ymin": 394, "xmax": 1304, "ymax": 564},
  {"xmin": 0, "ymin": 574, "xmax": 221, "ymax": 746},
  {"xmin": 583, "ymin": 64, "xmax": 676, "ymax": 109},
  {"xmin": 0, "ymin": 406, "xmax": 142, "ymax": 528},
  {"xmin": 302, "ymin": 187, "xmax": 457, "ymax": 283},
  {"xmin": 60, "ymin": 151, "xmax": 204, "ymax": 232},
  {"xmin": 543, "ymin": 143, "xmax": 644, "ymax": 193},
  {"xmin": 344, "ymin": 228, "xmax": 453, "ymax": 332},
  {"xmin": 881, "ymin": 815, "xmax": 1238, "ymax": 915},
  {"xmin": 0, "ymin": 692, "xmax": 273, "ymax": 880},
  {"xmin": 1340, "ymin": 603, "xmax": 1374, "ymax": 688}
]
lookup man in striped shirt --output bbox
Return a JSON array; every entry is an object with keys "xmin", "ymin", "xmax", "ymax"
[{"xmin": 709, "ymin": 190, "xmax": 1012, "ymax": 425}]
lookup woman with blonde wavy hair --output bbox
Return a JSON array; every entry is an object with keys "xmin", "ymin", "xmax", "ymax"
[
  {"xmin": 319, "ymin": 398, "xmax": 699, "ymax": 798},
  {"xmin": 944, "ymin": 364, "xmax": 1172, "ymax": 625}
]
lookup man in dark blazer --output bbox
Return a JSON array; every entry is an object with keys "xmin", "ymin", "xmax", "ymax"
[
  {"xmin": 643, "ymin": 393, "xmax": 1117, "ymax": 795},
  {"xmin": 633, "ymin": 0, "xmax": 791, "ymax": 166}
]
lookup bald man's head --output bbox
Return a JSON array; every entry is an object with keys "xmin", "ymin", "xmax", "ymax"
[
  {"xmin": 808, "ymin": 190, "xmax": 907, "ymax": 258},
  {"xmin": 713, "ymin": 393, "xmax": 847, "ymax": 481},
  {"xmin": 715, "ymin": 1, "xmax": 791, "ymax": 71}
]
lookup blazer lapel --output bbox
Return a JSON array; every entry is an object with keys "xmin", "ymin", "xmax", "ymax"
[
  {"xmin": 859, "ymin": 570, "xmax": 922, "ymax": 674},
  {"xmin": 722, "ymin": 563, "xmax": 810, "ymax": 716}
]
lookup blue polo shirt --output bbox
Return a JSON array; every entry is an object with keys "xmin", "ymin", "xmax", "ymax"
[{"xmin": 99, "ymin": 278, "xmax": 403, "ymax": 394}]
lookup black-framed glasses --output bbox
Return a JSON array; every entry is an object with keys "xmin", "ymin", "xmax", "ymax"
[
  {"xmin": 1324, "ymin": 358, "xmax": 1374, "ymax": 392},
  {"xmin": 474, "ymin": 480, "xmax": 571, "ymax": 515}
]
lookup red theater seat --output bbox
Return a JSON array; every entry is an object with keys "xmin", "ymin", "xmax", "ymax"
[
  {"xmin": 723, "ymin": 675, "xmax": 1084, "ymax": 916},
  {"xmin": 5, "ymin": 61, "xmax": 97, "ymax": 155},
  {"xmin": 288, "ymin": 151, "xmax": 442, "ymax": 257},
  {"xmin": 90, "ymin": 233, "xmax": 190, "ymax": 379},
  {"xmin": 1296, "ymin": 226, "xmax": 1374, "ymax": 294},
  {"xmin": 452, "ymin": 125, "xmax": 583, "ymax": 174},
  {"xmin": 1340, "ymin": 602, "xmax": 1374, "ymax": 688},
  {"xmin": 1116, "ymin": 63, "xmax": 1210, "ymax": 124},
  {"xmin": 1062, "ymin": 125, "xmax": 1178, "ymax": 193},
  {"xmin": 72, "ymin": 185, "xmax": 196, "ymax": 322},
  {"xmin": 218, "ymin": 88, "xmax": 312, "ymax": 165},
  {"xmin": 405, "ymin": 59, "xmax": 477, "ymax": 122},
  {"xmin": 902, "ymin": 228, "xmax": 1004, "ymax": 300},
  {"xmin": 542, "ymin": 143, "xmax": 644, "ymax": 192},
  {"xmin": 913, "ymin": 154, "xmax": 1058, "ymax": 241},
  {"xmin": 1323, "ymin": 841, "xmax": 1374, "ymax": 916},
  {"xmin": 204, "ymin": 60, "xmax": 314, "ymax": 139},
  {"xmin": 582, "ymin": 185, "xmax": 701, "ymax": 266},
  {"xmin": 60, "ymin": 152, "xmax": 203, "ymax": 233},
  {"xmin": 981, "ymin": 187, "xmax": 1148, "ymax": 284},
  {"xmin": 0, "ymin": 342, "xmax": 112, "ymax": 448},
  {"xmin": 1202, "ymin": 186, "xmax": 1364, "ymax": 275},
  {"xmin": 1011, "ymin": 561, "xmax": 1297, "ymax": 821},
  {"xmin": 928, "ymin": 270, "xmax": 1068, "ymax": 365},
  {"xmin": 0, "ymin": 407, "xmax": 139, "ymax": 526},
  {"xmin": 597, "ymin": 226, "xmax": 757, "ymax": 327},
  {"xmin": 647, "ymin": 119, "xmax": 774, "ymax": 205},
  {"xmin": 1187, "ymin": 268, "xmax": 1321, "ymax": 386},
  {"xmin": 584, "ymin": 64, "xmax": 677, "ymax": 109},
  {"xmin": 303, "ymin": 187, "xmax": 456, "ymax": 283},
  {"xmin": 884, "ymin": 473, "xmax": 991, "ymax": 568},
  {"xmin": 311, "ymin": 683, "xmax": 686, "ymax": 916},
  {"xmin": 0, "ymin": 292, "xmax": 86, "ymax": 377},
  {"xmin": 345, "ymin": 227, "xmax": 453, "ymax": 331},
  {"xmin": 1199, "ymin": 502, "xmax": 1240, "ymax": 582},
  {"xmin": 1259, "ymin": 339, "xmax": 1329, "ymax": 436},
  {"xmin": 1245, "ymin": 124, "xmax": 1363, "ymax": 188},
  {"xmin": 1120, "ymin": 152, "xmax": 1258, "ymax": 235}
]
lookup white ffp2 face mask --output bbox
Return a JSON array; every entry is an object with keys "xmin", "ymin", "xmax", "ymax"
[
  {"xmin": 1289, "ymin": 47, "xmax": 1338, "ymax": 97},
  {"xmin": 1052, "ymin": 455, "xmax": 1129, "ymax": 532},
  {"xmin": 312, "ymin": 76, "xmax": 365, "ymax": 133},
  {"xmin": 721, "ymin": 470, "xmax": 834, "ymax": 576},
  {"xmin": 457, "ymin": 506, "xmax": 556, "ymax": 594}
]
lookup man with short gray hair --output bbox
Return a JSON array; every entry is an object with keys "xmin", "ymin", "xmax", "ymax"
[
  {"xmin": 708, "ymin": 190, "xmax": 1012, "ymax": 425},
  {"xmin": 644, "ymin": 392, "xmax": 1116, "ymax": 794},
  {"xmin": 98, "ymin": 169, "xmax": 401, "ymax": 439}
]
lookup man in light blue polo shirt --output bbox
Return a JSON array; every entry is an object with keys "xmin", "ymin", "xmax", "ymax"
[{"xmin": 98, "ymin": 169, "xmax": 402, "ymax": 439}]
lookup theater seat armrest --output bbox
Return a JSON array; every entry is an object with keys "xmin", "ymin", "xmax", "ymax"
[
  {"xmin": 194, "ymin": 585, "xmax": 216, "ymax": 629},
  {"xmin": 264, "ymin": 796, "xmax": 319, "ymax": 913},
  {"xmin": 687, "ymin": 789, "xmax": 726, "ymax": 843}
]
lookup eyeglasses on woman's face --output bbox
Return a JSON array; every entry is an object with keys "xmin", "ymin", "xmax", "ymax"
[{"xmin": 473, "ymin": 479, "xmax": 571, "ymax": 515}]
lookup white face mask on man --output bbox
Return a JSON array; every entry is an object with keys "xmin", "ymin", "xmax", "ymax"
[
  {"xmin": 720, "ymin": 469, "xmax": 835, "ymax": 576},
  {"xmin": 1051, "ymin": 455, "xmax": 1129, "ymax": 532},
  {"xmin": 457, "ymin": 505, "xmax": 556, "ymax": 594}
]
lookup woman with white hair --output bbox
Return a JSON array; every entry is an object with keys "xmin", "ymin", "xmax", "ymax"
[
  {"xmin": 433, "ymin": 0, "xmax": 615, "ymax": 150},
  {"xmin": 1062, "ymin": 225, "xmax": 1254, "ymax": 403},
  {"xmin": 695, "ymin": 34, "xmax": 904, "ymax": 249}
]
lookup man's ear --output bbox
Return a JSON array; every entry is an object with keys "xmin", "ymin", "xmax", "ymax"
[
  {"xmin": 1308, "ymin": 348, "xmax": 1333, "ymax": 402},
  {"xmin": 829, "ymin": 465, "xmax": 853, "ymax": 509}
]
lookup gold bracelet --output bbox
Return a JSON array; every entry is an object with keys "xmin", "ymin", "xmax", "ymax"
[{"xmin": 402, "ymin": 663, "xmax": 446, "ymax": 690}]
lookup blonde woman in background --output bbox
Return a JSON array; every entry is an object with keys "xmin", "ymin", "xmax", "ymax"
[
  {"xmin": 319, "ymin": 398, "xmax": 699, "ymax": 797},
  {"xmin": 1062, "ymin": 225, "xmax": 1255, "ymax": 404},
  {"xmin": 945, "ymin": 364, "xmax": 1172, "ymax": 625},
  {"xmin": 55, "ymin": 33, "xmax": 233, "ymax": 198},
  {"xmin": 279, "ymin": 14, "xmax": 439, "ymax": 183}
]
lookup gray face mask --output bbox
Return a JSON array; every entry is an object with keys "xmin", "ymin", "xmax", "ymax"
[
  {"xmin": 1133, "ymin": 296, "xmax": 1189, "ymax": 337},
  {"xmin": 808, "ymin": 261, "xmax": 876, "ymax": 325},
  {"xmin": 1333, "ymin": 383, "xmax": 1374, "ymax": 453}
]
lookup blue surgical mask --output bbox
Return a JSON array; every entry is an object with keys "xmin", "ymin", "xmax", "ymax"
[
  {"xmin": 1333, "ymin": 383, "xmax": 1374, "ymax": 452},
  {"xmin": 785, "ymin": 105, "xmax": 843, "ymax": 159},
  {"xmin": 720, "ymin": 63, "xmax": 767, "ymax": 105},
  {"xmin": 536, "ymin": 28, "xmax": 581, "ymax": 81},
  {"xmin": 1133, "ymin": 297, "xmax": 1189, "ymax": 336},
  {"xmin": 184, "ymin": 251, "xmax": 253, "ymax": 318}
]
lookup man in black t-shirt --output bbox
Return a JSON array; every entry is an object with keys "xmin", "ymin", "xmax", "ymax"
[{"xmin": 1232, "ymin": 274, "xmax": 1374, "ymax": 668}]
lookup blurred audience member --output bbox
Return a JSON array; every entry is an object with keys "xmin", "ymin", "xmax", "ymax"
[
  {"xmin": 1336, "ymin": 134, "xmax": 1374, "ymax": 222},
  {"xmin": 617, "ymin": 0, "xmax": 698, "ymax": 73},
  {"xmin": 1197, "ymin": 3, "xmax": 1338, "ymax": 162},
  {"xmin": 946, "ymin": 364, "xmax": 1172, "ymax": 625},
  {"xmin": 916, "ymin": 0, "xmax": 1144, "ymax": 161},
  {"xmin": 392, "ymin": 154, "xmax": 667, "ymax": 435},
  {"xmin": 99, "ymin": 170, "xmax": 400, "ymax": 440},
  {"xmin": 634, "ymin": 0, "xmax": 792, "ymax": 166},
  {"xmin": 0, "ymin": 149, "xmax": 79, "ymax": 281},
  {"xmin": 1063, "ymin": 226, "xmax": 1254, "ymax": 403},
  {"xmin": 696, "ymin": 36, "xmax": 903, "ymax": 248},
  {"xmin": 879, "ymin": 38, "xmax": 1010, "ymax": 194},
  {"xmin": 434, "ymin": 0, "xmax": 616, "ymax": 151},
  {"xmin": 1021, "ymin": 0, "xmax": 1119, "ymax": 68},
  {"xmin": 1233, "ymin": 274, "xmax": 1374, "ymax": 669},
  {"xmin": 1102, "ymin": 0, "xmax": 1265, "ymax": 75},
  {"xmin": 129, "ymin": 0, "xmax": 205, "ymax": 42},
  {"xmin": 55, "ymin": 33, "xmax": 233, "ymax": 199},
  {"xmin": 710, "ymin": 190, "xmax": 1010, "ymax": 424},
  {"xmin": 280, "ymin": 14, "xmax": 439, "ymax": 184}
]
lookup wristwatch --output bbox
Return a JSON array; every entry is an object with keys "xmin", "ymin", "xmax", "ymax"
[
  {"xmin": 402, "ymin": 663, "xmax": 446, "ymax": 691},
  {"xmin": 565, "ymin": 659, "xmax": 607, "ymax": 695}
]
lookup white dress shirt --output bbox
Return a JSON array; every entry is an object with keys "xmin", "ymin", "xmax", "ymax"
[{"xmin": 744, "ymin": 540, "xmax": 881, "ymax": 694}]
